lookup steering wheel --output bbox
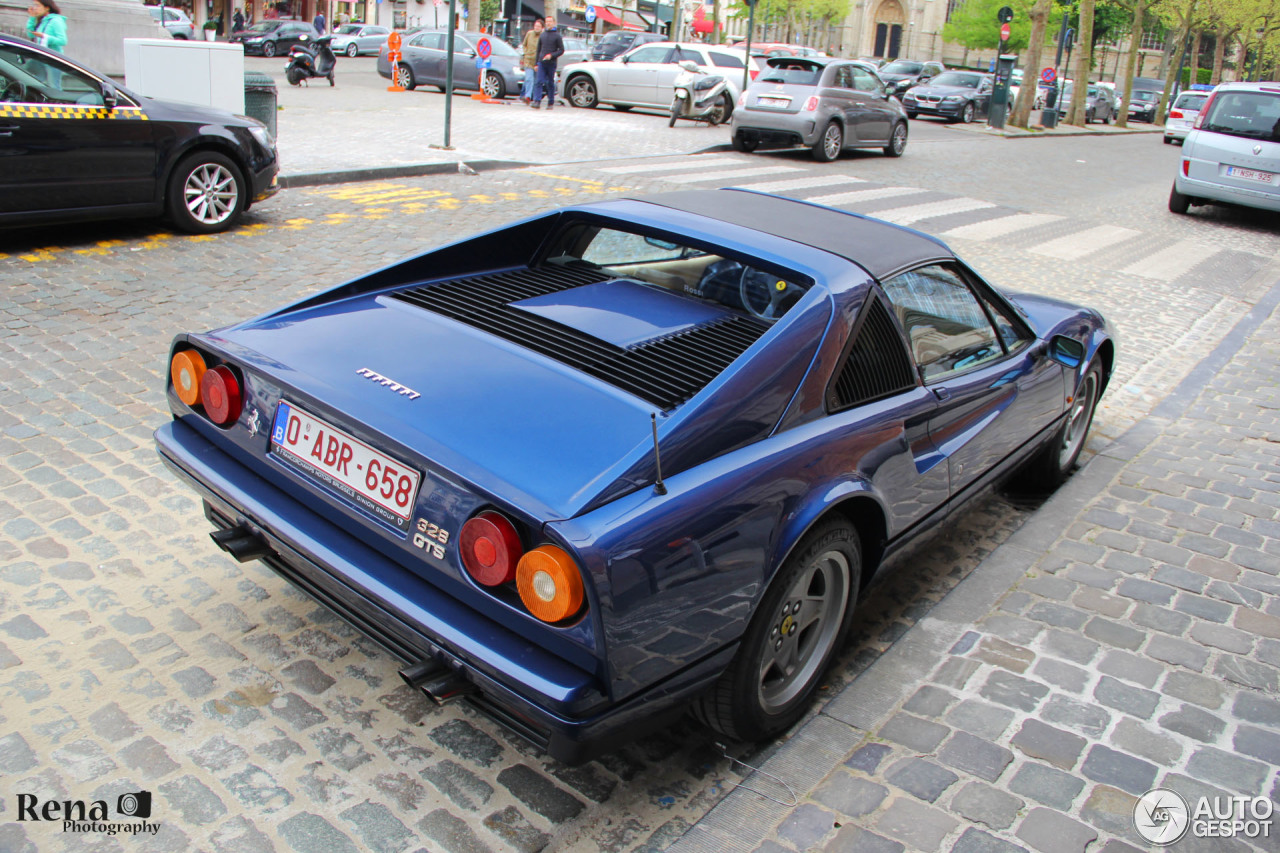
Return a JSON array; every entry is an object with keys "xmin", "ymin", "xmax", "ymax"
[
  {"xmin": 739, "ymin": 267, "xmax": 804, "ymax": 320},
  {"xmin": 0, "ymin": 78, "xmax": 25, "ymax": 103}
]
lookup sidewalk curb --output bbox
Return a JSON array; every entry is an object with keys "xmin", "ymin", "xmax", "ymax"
[
  {"xmin": 279, "ymin": 159, "xmax": 531, "ymax": 189},
  {"xmin": 668, "ymin": 263, "xmax": 1280, "ymax": 852}
]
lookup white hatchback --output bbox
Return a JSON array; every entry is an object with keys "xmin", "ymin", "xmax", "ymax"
[
  {"xmin": 1163, "ymin": 89, "xmax": 1212, "ymax": 144},
  {"xmin": 1170, "ymin": 81, "xmax": 1280, "ymax": 215}
]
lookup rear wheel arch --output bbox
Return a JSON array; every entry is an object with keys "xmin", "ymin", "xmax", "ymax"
[
  {"xmin": 771, "ymin": 491, "xmax": 887, "ymax": 595},
  {"xmin": 1092, "ymin": 339, "xmax": 1116, "ymax": 396}
]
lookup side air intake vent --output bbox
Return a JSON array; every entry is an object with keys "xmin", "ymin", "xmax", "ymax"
[
  {"xmin": 830, "ymin": 297, "xmax": 917, "ymax": 411},
  {"xmin": 390, "ymin": 266, "xmax": 770, "ymax": 411}
]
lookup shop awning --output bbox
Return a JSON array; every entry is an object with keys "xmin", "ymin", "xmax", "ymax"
[{"xmin": 595, "ymin": 6, "xmax": 646, "ymax": 30}]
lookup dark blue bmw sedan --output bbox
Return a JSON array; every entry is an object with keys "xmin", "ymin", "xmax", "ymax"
[{"xmin": 155, "ymin": 189, "xmax": 1114, "ymax": 763}]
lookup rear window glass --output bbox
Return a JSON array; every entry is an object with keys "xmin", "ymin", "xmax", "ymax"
[
  {"xmin": 761, "ymin": 63, "xmax": 822, "ymax": 85},
  {"xmin": 711, "ymin": 52, "xmax": 745, "ymax": 69},
  {"xmin": 882, "ymin": 60, "xmax": 922, "ymax": 75},
  {"xmin": 1174, "ymin": 93, "xmax": 1208, "ymax": 110},
  {"xmin": 1201, "ymin": 91, "xmax": 1280, "ymax": 141}
]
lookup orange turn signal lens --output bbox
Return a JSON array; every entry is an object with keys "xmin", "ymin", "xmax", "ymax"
[
  {"xmin": 516, "ymin": 545, "xmax": 584, "ymax": 623},
  {"xmin": 171, "ymin": 350, "xmax": 207, "ymax": 407}
]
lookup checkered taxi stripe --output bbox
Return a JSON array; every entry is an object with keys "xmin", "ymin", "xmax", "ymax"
[{"xmin": 0, "ymin": 104, "xmax": 148, "ymax": 120}]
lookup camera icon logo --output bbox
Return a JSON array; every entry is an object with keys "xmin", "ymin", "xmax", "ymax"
[{"xmin": 117, "ymin": 792, "xmax": 152, "ymax": 819}]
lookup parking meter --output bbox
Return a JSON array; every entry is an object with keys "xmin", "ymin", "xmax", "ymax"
[{"xmin": 989, "ymin": 53, "xmax": 1017, "ymax": 129}]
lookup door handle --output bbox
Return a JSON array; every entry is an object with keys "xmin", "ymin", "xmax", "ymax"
[
  {"xmin": 0, "ymin": 124, "xmax": 18, "ymax": 136},
  {"xmin": 932, "ymin": 386, "xmax": 951, "ymax": 401}
]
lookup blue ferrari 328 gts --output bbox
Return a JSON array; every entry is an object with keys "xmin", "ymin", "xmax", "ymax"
[{"xmin": 155, "ymin": 189, "xmax": 1114, "ymax": 764}]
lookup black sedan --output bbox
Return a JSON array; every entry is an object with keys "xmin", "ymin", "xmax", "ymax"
[
  {"xmin": 0, "ymin": 34, "xmax": 279, "ymax": 233},
  {"xmin": 228, "ymin": 20, "xmax": 320, "ymax": 57},
  {"xmin": 901, "ymin": 71, "xmax": 994, "ymax": 123}
]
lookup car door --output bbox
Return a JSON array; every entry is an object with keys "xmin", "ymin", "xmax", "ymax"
[
  {"xmin": 880, "ymin": 263, "xmax": 1063, "ymax": 497},
  {"xmin": 0, "ymin": 42, "xmax": 156, "ymax": 218},
  {"xmin": 973, "ymin": 77, "xmax": 993, "ymax": 119},
  {"xmin": 404, "ymin": 32, "xmax": 444, "ymax": 82},
  {"xmin": 607, "ymin": 45, "xmax": 673, "ymax": 105},
  {"xmin": 449, "ymin": 34, "xmax": 482, "ymax": 91},
  {"xmin": 362, "ymin": 26, "xmax": 389, "ymax": 53},
  {"xmin": 849, "ymin": 64, "xmax": 892, "ymax": 141}
]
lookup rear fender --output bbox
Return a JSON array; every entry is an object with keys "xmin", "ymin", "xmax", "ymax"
[{"xmin": 765, "ymin": 477, "xmax": 888, "ymax": 590}]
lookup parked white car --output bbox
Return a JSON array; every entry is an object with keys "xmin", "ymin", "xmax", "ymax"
[
  {"xmin": 559, "ymin": 42, "xmax": 758, "ymax": 116},
  {"xmin": 148, "ymin": 6, "xmax": 196, "ymax": 40},
  {"xmin": 1170, "ymin": 81, "xmax": 1280, "ymax": 215}
]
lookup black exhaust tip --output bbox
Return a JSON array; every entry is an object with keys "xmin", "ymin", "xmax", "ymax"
[
  {"xmin": 399, "ymin": 660, "xmax": 447, "ymax": 689},
  {"xmin": 421, "ymin": 672, "xmax": 477, "ymax": 705},
  {"xmin": 210, "ymin": 526, "xmax": 274, "ymax": 563}
]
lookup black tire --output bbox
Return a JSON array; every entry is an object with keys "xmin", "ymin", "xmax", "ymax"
[
  {"xmin": 481, "ymin": 70, "xmax": 504, "ymax": 99},
  {"xmin": 396, "ymin": 63, "xmax": 416, "ymax": 91},
  {"xmin": 669, "ymin": 99, "xmax": 680, "ymax": 127},
  {"xmin": 436, "ymin": 85, "xmax": 446, "ymax": 92},
  {"xmin": 693, "ymin": 519, "xmax": 861, "ymax": 742},
  {"xmin": 960, "ymin": 102, "xmax": 975, "ymax": 123},
  {"xmin": 566, "ymin": 75, "xmax": 597, "ymax": 109},
  {"xmin": 166, "ymin": 151, "xmax": 246, "ymax": 235},
  {"xmin": 286, "ymin": 66, "xmax": 304, "ymax": 86},
  {"xmin": 708, "ymin": 92, "xmax": 732, "ymax": 125},
  {"xmin": 346, "ymin": 43, "xmax": 359, "ymax": 58},
  {"xmin": 1085, "ymin": 109, "xmax": 1094, "ymax": 124},
  {"xmin": 884, "ymin": 121, "xmax": 908, "ymax": 157},
  {"xmin": 906, "ymin": 110, "xmax": 918, "ymax": 119},
  {"xmin": 262, "ymin": 40, "xmax": 277, "ymax": 57},
  {"xmin": 1163, "ymin": 135, "xmax": 1173, "ymax": 144},
  {"xmin": 1168, "ymin": 183, "xmax": 1191, "ymax": 214},
  {"xmin": 613, "ymin": 104, "xmax": 633, "ymax": 111},
  {"xmin": 812, "ymin": 120, "xmax": 842, "ymax": 162},
  {"xmin": 731, "ymin": 132, "xmax": 759, "ymax": 153},
  {"xmin": 1016, "ymin": 361, "xmax": 1103, "ymax": 490}
]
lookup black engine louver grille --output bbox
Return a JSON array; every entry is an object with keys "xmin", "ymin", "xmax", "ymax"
[
  {"xmin": 389, "ymin": 266, "xmax": 770, "ymax": 411},
  {"xmin": 830, "ymin": 296, "xmax": 917, "ymax": 411}
]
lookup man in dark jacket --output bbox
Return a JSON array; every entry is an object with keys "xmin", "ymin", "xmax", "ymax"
[{"xmin": 531, "ymin": 15, "xmax": 563, "ymax": 110}]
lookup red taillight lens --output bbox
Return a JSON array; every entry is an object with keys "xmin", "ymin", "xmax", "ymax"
[
  {"xmin": 517, "ymin": 545, "xmax": 584, "ymax": 623},
  {"xmin": 200, "ymin": 365, "xmax": 242, "ymax": 426},
  {"xmin": 460, "ymin": 511, "xmax": 523, "ymax": 586},
  {"xmin": 737, "ymin": 91, "xmax": 746, "ymax": 107},
  {"xmin": 803, "ymin": 96, "xmax": 819, "ymax": 112},
  {"xmin": 170, "ymin": 349, "xmax": 206, "ymax": 407},
  {"xmin": 1193, "ymin": 92, "xmax": 1216, "ymax": 128},
  {"xmin": 1182, "ymin": 159, "xmax": 1190, "ymax": 176},
  {"xmin": 1170, "ymin": 109, "xmax": 1183, "ymax": 119}
]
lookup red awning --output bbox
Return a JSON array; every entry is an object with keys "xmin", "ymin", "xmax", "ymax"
[
  {"xmin": 595, "ymin": 6, "xmax": 645, "ymax": 31},
  {"xmin": 692, "ymin": 6, "xmax": 713, "ymax": 34}
]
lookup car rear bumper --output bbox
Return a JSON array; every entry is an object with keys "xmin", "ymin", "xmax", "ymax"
[
  {"xmin": 1174, "ymin": 172, "xmax": 1280, "ymax": 211},
  {"xmin": 154, "ymin": 418, "xmax": 729, "ymax": 764},
  {"xmin": 733, "ymin": 111, "xmax": 817, "ymax": 146}
]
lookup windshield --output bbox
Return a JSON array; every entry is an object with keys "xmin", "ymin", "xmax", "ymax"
[
  {"xmin": 243, "ymin": 22, "xmax": 280, "ymax": 33},
  {"xmin": 881, "ymin": 60, "xmax": 923, "ymax": 75},
  {"xmin": 1201, "ymin": 90, "xmax": 1280, "ymax": 141},
  {"xmin": 929, "ymin": 72, "xmax": 981, "ymax": 88},
  {"xmin": 596, "ymin": 32, "xmax": 627, "ymax": 48},
  {"xmin": 1132, "ymin": 91, "xmax": 1159, "ymax": 103}
]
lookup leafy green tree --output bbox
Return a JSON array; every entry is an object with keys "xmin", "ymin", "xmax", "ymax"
[{"xmin": 943, "ymin": 0, "xmax": 1038, "ymax": 51}]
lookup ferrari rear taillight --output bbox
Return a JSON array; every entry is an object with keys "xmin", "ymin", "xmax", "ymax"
[
  {"xmin": 170, "ymin": 350, "xmax": 207, "ymax": 407},
  {"xmin": 803, "ymin": 96, "xmax": 819, "ymax": 112},
  {"xmin": 200, "ymin": 365, "xmax": 242, "ymax": 426},
  {"xmin": 460, "ymin": 510, "xmax": 522, "ymax": 586},
  {"xmin": 517, "ymin": 545, "xmax": 584, "ymax": 623}
]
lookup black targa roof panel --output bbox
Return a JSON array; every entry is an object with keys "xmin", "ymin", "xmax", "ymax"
[{"xmin": 634, "ymin": 188, "xmax": 954, "ymax": 281}]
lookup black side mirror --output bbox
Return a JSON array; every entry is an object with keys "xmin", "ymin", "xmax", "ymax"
[
  {"xmin": 101, "ymin": 80, "xmax": 118, "ymax": 110},
  {"xmin": 1049, "ymin": 335, "xmax": 1085, "ymax": 368}
]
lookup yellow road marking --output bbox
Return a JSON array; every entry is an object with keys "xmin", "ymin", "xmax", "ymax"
[{"xmin": 525, "ymin": 172, "xmax": 606, "ymax": 186}]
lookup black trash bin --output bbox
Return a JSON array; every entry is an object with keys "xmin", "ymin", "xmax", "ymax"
[
  {"xmin": 243, "ymin": 71, "xmax": 277, "ymax": 140},
  {"xmin": 1041, "ymin": 108, "xmax": 1058, "ymax": 129}
]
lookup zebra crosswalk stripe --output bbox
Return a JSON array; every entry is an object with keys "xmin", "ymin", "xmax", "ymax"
[
  {"xmin": 660, "ymin": 165, "xmax": 804, "ymax": 183},
  {"xmin": 595, "ymin": 156, "xmax": 744, "ymax": 174},
  {"xmin": 808, "ymin": 186, "xmax": 929, "ymax": 207},
  {"xmin": 940, "ymin": 212, "xmax": 1065, "ymax": 241},
  {"xmin": 1122, "ymin": 242, "xmax": 1222, "ymax": 281},
  {"xmin": 1031, "ymin": 224, "xmax": 1142, "ymax": 260},
  {"xmin": 875, "ymin": 198, "xmax": 997, "ymax": 226},
  {"xmin": 736, "ymin": 174, "xmax": 867, "ymax": 193}
]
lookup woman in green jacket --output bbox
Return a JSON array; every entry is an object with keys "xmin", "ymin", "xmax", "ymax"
[{"xmin": 27, "ymin": 0, "xmax": 68, "ymax": 54}]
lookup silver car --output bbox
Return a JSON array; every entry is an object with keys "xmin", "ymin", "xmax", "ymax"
[
  {"xmin": 330, "ymin": 24, "xmax": 391, "ymax": 57},
  {"xmin": 148, "ymin": 6, "xmax": 196, "ymax": 40},
  {"xmin": 1170, "ymin": 81, "xmax": 1280, "ymax": 215},
  {"xmin": 377, "ymin": 29, "xmax": 522, "ymax": 99},
  {"xmin": 730, "ymin": 56, "xmax": 909, "ymax": 161},
  {"xmin": 560, "ymin": 42, "xmax": 754, "ymax": 113},
  {"xmin": 1164, "ymin": 89, "xmax": 1212, "ymax": 143}
]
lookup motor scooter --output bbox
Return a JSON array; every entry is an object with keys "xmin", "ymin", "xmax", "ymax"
[
  {"xmin": 669, "ymin": 60, "xmax": 730, "ymax": 127},
  {"xmin": 286, "ymin": 35, "xmax": 336, "ymax": 87}
]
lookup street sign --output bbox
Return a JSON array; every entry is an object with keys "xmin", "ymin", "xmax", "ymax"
[
  {"xmin": 477, "ymin": 37, "xmax": 491, "ymax": 59},
  {"xmin": 1000, "ymin": 22, "xmax": 1011, "ymax": 41},
  {"xmin": 997, "ymin": 5, "xmax": 1013, "ymax": 22},
  {"xmin": 475, "ymin": 57, "xmax": 491, "ymax": 68},
  {"xmin": 584, "ymin": 5, "xmax": 597, "ymax": 23},
  {"xmin": 1040, "ymin": 66, "xmax": 1056, "ymax": 84}
]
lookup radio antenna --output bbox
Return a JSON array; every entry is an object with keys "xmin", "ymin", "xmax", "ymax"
[{"xmin": 651, "ymin": 413, "xmax": 667, "ymax": 495}]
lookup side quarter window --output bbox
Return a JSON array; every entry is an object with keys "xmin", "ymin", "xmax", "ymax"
[
  {"xmin": 881, "ymin": 264, "xmax": 1004, "ymax": 381},
  {"xmin": 828, "ymin": 295, "xmax": 918, "ymax": 412}
]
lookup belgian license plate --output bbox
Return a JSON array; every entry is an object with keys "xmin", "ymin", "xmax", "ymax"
[
  {"xmin": 757, "ymin": 96, "xmax": 790, "ymax": 107},
  {"xmin": 270, "ymin": 401, "xmax": 420, "ymax": 533},
  {"xmin": 1224, "ymin": 165, "xmax": 1275, "ymax": 184}
]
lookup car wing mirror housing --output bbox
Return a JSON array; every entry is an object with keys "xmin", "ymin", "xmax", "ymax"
[
  {"xmin": 1049, "ymin": 335, "xmax": 1085, "ymax": 369},
  {"xmin": 101, "ymin": 80, "xmax": 118, "ymax": 109}
]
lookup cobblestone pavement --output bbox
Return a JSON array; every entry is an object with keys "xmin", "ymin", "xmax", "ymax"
[{"xmin": 1, "ymin": 132, "xmax": 1278, "ymax": 853}]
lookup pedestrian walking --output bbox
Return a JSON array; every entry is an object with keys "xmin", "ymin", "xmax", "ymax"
[
  {"xmin": 232, "ymin": 8, "xmax": 244, "ymax": 33},
  {"xmin": 531, "ymin": 14, "xmax": 563, "ymax": 110},
  {"xmin": 313, "ymin": 11, "xmax": 326, "ymax": 34},
  {"xmin": 519, "ymin": 18, "xmax": 543, "ymax": 104},
  {"xmin": 25, "ymin": 0, "xmax": 67, "ymax": 53}
]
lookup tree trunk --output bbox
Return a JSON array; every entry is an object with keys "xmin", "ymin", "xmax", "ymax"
[
  {"xmin": 1158, "ymin": 0, "xmax": 1196, "ymax": 123},
  {"xmin": 1210, "ymin": 27, "xmax": 1228, "ymax": 84},
  {"xmin": 1117, "ymin": 0, "xmax": 1146, "ymax": 129},
  {"xmin": 467, "ymin": 0, "xmax": 480, "ymax": 31},
  {"xmin": 1066, "ymin": 0, "xmax": 1097, "ymax": 124},
  {"xmin": 1010, "ymin": 0, "xmax": 1053, "ymax": 128},
  {"xmin": 1189, "ymin": 29, "xmax": 1202, "ymax": 85}
]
